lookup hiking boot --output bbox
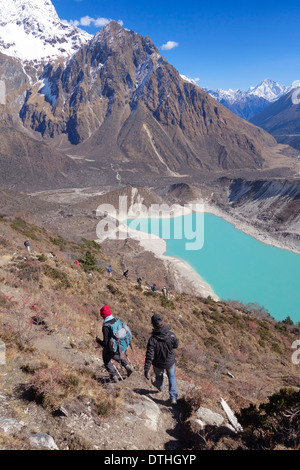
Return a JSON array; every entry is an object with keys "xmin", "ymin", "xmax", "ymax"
[
  {"xmin": 110, "ymin": 375, "xmax": 119, "ymax": 383},
  {"xmin": 169, "ymin": 398, "xmax": 177, "ymax": 406},
  {"xmin": 151, "ymin": 378, "xmax": 163, "ymax": 392},
  {"xmin": 125, "ymin": 364, "xmax": 134, "ymax": 377}
]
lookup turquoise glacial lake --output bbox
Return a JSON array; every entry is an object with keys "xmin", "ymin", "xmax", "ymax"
[{"xmin": 127, "ymin": 213, "xmax": 300, "ymax": 323}]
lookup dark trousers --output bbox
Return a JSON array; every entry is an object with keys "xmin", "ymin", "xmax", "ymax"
[{"xmin": 103, "ymin": 348, "xmax": 127, "ymax": 377}]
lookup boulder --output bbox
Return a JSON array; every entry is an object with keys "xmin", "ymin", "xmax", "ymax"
[
  {"xmin": 125, "ymin": 395, "xmax": 161, "ymax": 432},
  {"xmin": 0, "ymin": 417, "xmax": 24, "ymax": 434},
  {"xmin": 195, "ymin": 407, "xmax": 225, "ymax": 427},
  {"xmin": 30, "ymin": 433, "xmax": 59, "ymax": 450}
]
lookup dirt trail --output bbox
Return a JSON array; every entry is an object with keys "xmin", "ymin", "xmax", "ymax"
[
  {"xmin": 22, "ymin": 329, "xmax": 189, "ymax": 450},
  {"xmin": 0, "ymin": 255, "xmax": 13, "ymax": 267}
]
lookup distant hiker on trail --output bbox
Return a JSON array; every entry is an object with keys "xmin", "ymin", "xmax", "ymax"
[
  {"xmin": 137, "ymin": 277, "xmax": 142, "ymax": 287},
  {"xmin": 75, "ymin": 260, "xmax": 80, "ymax": 267},
  {"xmin": 24, "ymin": 240, "xmax": 30, "ymax": 253},
  {"xmin": 162, "ymin": 286, "xmax": 168, "ymax": 298},
  {"xmin": 96, "ymin": 305, "xmax": 134, "ymax": 383},
  {"xmin": 151, "ymin": 283, "xmax": 157, "ymax": 292},
  {"xmin": 107, "ymin": 265, "xmax": 112, "ymax": 277},
  {"xmin": 144, "ymin": 314, "xmax": 178, "ymax": 406},
  {"xmin": 123, "ymin": 269, "xmax": 129, "ymax": 281}
]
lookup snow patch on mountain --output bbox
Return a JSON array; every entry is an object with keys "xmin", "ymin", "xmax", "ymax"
[
  {"xmin": 0, "ymin": 0, "xmax": 91, "ymax": 63},
  {"xmin": 180, "ymin": 75, "xmax": 200, "ymax": 86}
]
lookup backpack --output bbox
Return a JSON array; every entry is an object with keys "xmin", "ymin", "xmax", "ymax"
[{"xmin": 108, "ymin": 318, "xmax": 132, "ymax": 355}]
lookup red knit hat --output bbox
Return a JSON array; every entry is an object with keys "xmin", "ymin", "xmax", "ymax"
[{"xmin": 100, "ymin": 305, "xmax": 112, "ymax": 319}]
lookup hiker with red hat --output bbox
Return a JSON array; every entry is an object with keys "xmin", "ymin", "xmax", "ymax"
[{"xmin": 96, "ymin": 305, "xmax": 134, "ymax": 383}]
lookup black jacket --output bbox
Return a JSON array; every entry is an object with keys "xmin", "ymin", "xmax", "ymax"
[{"xmin": 144, "ymin": 325, "xmax": 178, "ymax": 372}]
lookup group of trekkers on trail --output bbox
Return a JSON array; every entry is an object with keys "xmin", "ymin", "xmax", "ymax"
[
  {"xmin": 23, "ymin": 241, "xmax": 176, "ymax": 403},
  {"xmin": 96, "ymin": 305, "xmax": 178, "ymax": 406},
  {"xmin": 106, "ymin": 266, "xmax": 169, "ymax": 298}
]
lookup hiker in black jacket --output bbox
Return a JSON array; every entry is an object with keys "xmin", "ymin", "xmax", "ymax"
[{"xmin": 144, "ymin": 314, "xmax": 178, "ymax": 405}]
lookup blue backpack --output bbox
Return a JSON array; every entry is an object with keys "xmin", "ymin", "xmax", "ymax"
[{"xmin": 109, "ymin": 318, "xmax": 132, "ymax": 355}]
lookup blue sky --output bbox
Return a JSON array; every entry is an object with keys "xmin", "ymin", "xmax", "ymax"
[{"xmin": 53, "ymin": 0, "xmax": 300, "ymax": 90}]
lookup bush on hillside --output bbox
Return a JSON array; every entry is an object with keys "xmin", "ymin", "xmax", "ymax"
[
  {"xmin": 78, "ymin": 251, "xmax": 102, "ymax": 273},
  {"xmin": 238, "ymin": 388, "xmax": 300, "ymax": 449}
]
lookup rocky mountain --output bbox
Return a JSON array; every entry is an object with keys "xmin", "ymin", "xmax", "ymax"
[
  {"xmin": 0, "ymin": 1, "xmax": 298, "ymax": 192},
  {"xmin": 0, "ymin": 0, "xmax": 91, "ymax": 64},
  {"xmin": 250, "ymin": 88, "xmax": 300, "ymax": 151},
  {"xmin": 205, "ymin": 79, "xmax": 291, "ymax": 120},
  {"xmin": 18, "ymin": 22, "xmax": 295, "ymax": 176}
]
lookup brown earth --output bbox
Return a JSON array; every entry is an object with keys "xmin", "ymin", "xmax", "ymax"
[{"xmin": 0, "ymin": 210, "xmax": 299, "ymax": 450}]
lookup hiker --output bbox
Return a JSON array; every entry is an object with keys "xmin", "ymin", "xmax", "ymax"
[
  {"xmin": 144, "ymin": 314, "xmax": 179, "ymax": 406},
  {"xmin": 75, "ymin": 260, "xmax": 80, "ymax": 267},
  {"xmin": 137, "ymin": 277, "xmax": 142, "ymax": 287},
  {"xmin": 96, "ymin": 305, "xmax": 134, "ymax": 383},
  {"xmin": 24, "ymin": 240, "xmax": 31, "ymax": 253},
  {"xmin": 162, "ymin": 286, "xmax": 168, "ymax": 298},
  {"xmin": 107, "ymin": 265, "xmax": 112, "ymax": 277},
  {"xmin": 151, "ymin": 283, "xmax": 157, "ymax": 292},
  {"xmin": 123, "ymin": 269, "xmax": 129, "ymax": 281}
]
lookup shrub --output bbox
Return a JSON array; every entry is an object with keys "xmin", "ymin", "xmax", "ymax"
[
  {"xmin": 143, "ymin": 290, "xmax": 156, "ymax": 297},
  {"xmin": 11, "ymin": 218, "xmax": 38, "ymax": 240},
  {"xmin": 43, "ymin": 265, "xmax": 71, "ymax": 289},
  {"xmin": 78, "ymin": 251, "xmax": 102, "ymax": 273},
  {"xmin": 192, "ymin": 309, "xmax": 201, "ymax": 319},
  {"xmin": 81, "ymin": 238, "xmax": 101, "ymax": 252},
  {"xmin": 0, "ymin": 292, "xmax": 45, "ymax": 345},
  {"xmin": 160, "ymin": 295, "xmax": 175, "ymax": 310},
  {"xmin": 239, "ymin": 388, "xmax": 300, "ymax": 449},
  {"xmin": 271, "ymin": 342, "xmax": 283, "ymax": 355},
  {"xmin": 282, "ymin": 316, "xmax": 294, "ymax": 326},
  {"xmin": 106, "ymin": 283, "xmax": 121, "ymax": 295},
  {"xmin": 49, "ymin": 236, "xmax": 67, "ymax": 250},
  {"xmin": 202, "ymin": 296, "xmax": 215, "ymax": 306}
]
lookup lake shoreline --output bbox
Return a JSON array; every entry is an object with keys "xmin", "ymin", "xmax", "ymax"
[
  {"xmin": 97, "ymin": 201, "xmax": 299, "ymax": 314},
  {"xmin": 129, "ymin": 209, "xmax": 299, "ymax": 323},
  {"xmin": 193, "ymin": 199, "xmax": 300, "ymax": 256}
]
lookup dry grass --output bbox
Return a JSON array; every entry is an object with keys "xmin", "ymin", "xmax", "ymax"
[{"xmin": 0, "ymin": 214, "xmax": 300, "ymax": 419}]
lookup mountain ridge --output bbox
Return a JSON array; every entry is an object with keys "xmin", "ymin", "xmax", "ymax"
[
  {"xmin": 204, "ymin": 79, "xmax": 291, "ymax": 120},
  {"xmin": 250, "ymin": 89, "xmax": 300, "ymax": 151},
  {"xmin": 0, "ymin": 3, "xmax": 298, "ymax": 191}
]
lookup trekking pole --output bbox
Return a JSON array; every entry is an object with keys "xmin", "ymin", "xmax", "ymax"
[
  {"xmin": 112, "ymin": 360, "xmax": 124, "ymax": 381},
  {"xmin": 125, "ymin": 350, "xmax": 134, "ymax": 369}
]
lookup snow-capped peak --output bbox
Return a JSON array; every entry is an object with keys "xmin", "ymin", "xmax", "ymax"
[
  {"xmin": 204, "ymin": 79, "xmax": 291, "ymax": 105},
  {"xmin": 0, "ymin": 0, "xmax": 92, "ymax": 63},
  {"xmin": 248, "ymin": 78, "xmax": 291, "ymax": 102},
  {"xmin": 202, "ymin": 78, "xmax": 292, "ymax": 120}
]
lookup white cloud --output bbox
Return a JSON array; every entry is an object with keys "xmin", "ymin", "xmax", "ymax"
[
  {"xmin": 161, "ymin": 41, "xmax": 179, "ymax": 51},
  {"xmin": 65, "ymin": 16, "xmax": 124, "ymax": 29}
]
